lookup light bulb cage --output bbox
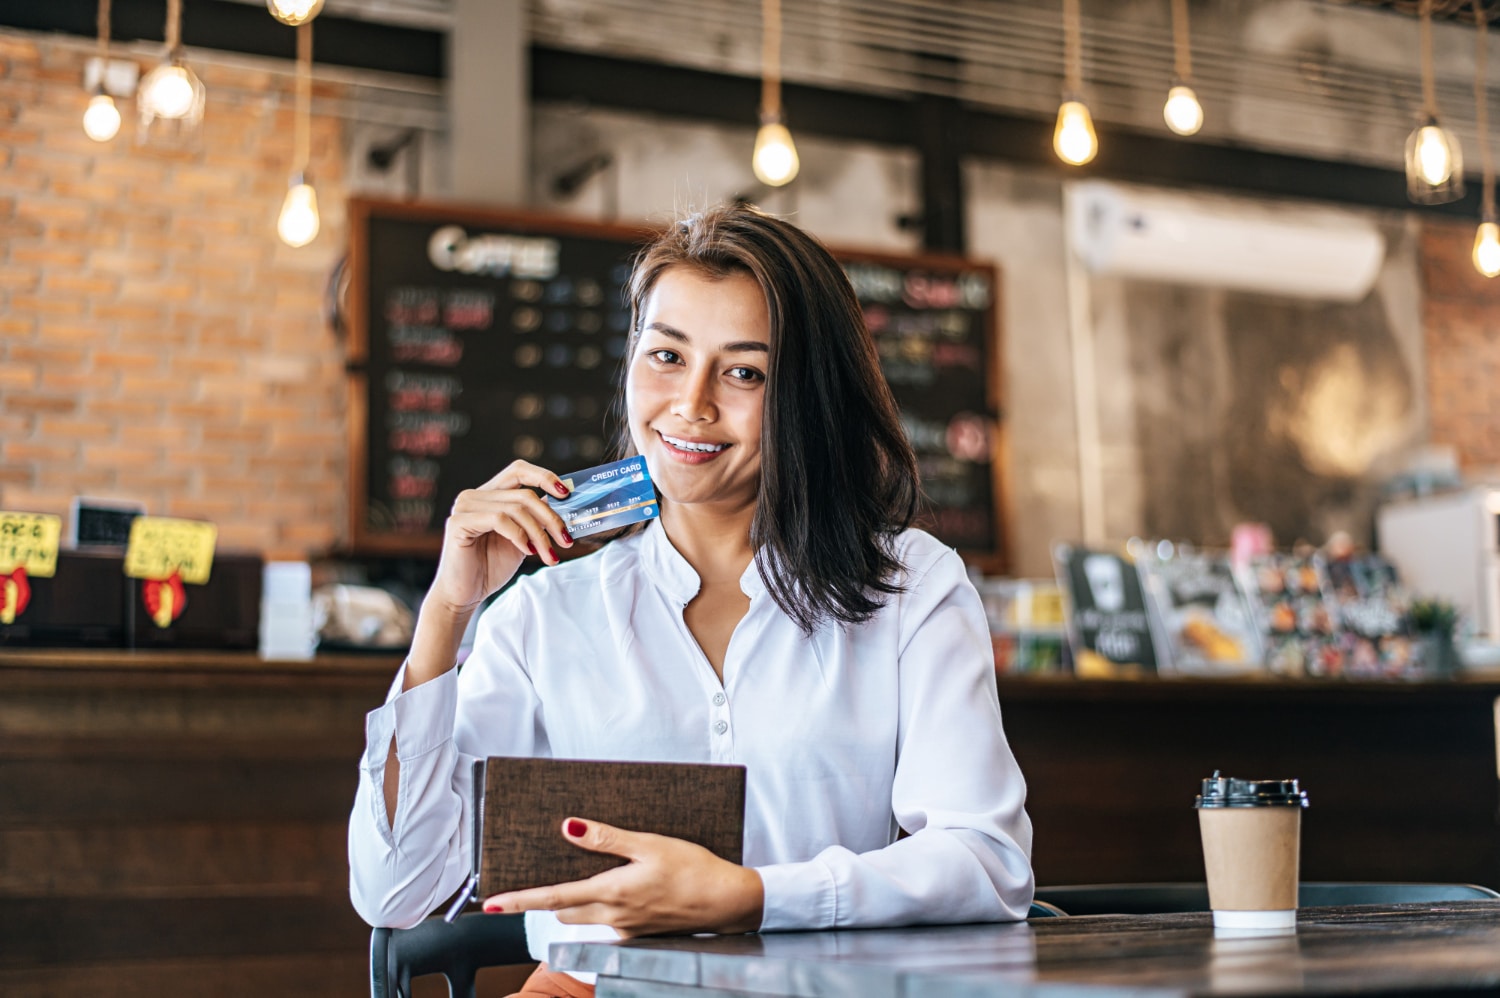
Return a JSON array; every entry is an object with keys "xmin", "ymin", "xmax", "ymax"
[
  {"xmin": 267, "ymin": 0, "xmax": 325, "ymax": 26},
  {"xmin": 1405, "ymin": 115, "xmax": 1465, "ymax": 204},
  {"xmin": 137, "ymin": 54, "xmax": 206, "ymax": 146}
]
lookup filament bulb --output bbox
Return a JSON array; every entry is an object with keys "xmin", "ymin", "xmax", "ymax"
[{"xmin": 1054, "ymin": 100, "xmax": 1098, "ymax": 166}]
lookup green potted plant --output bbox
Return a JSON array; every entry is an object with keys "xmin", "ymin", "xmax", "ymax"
[{"xmin": 1409, "ymin": 597, "xmax": 1460, "ymax": 678}]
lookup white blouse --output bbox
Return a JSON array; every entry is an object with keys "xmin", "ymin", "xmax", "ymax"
[{"xmin": 348, "ymin": 519, "xmax": 1034, "ymax": 965}]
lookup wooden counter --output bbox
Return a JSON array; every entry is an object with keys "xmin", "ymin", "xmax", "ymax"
[
  {"xmin": 3, "ymin": 652, "xmax": 1497, "ymax": 996},
  {"xmin": 0, "ymin": 650, "xmax": 401, "ymax": 997},
  {"xmin": 552, "ymin": 902, "xmax": 1500, "ymax": 997}
]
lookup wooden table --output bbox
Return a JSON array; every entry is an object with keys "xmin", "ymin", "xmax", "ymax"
[{"xmin": 553, "ymin": 901, "xmax": 1500, "ymax": 997}]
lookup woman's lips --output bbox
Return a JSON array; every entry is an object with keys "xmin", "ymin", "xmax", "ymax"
[{"xmin": 657, "ymin": 430, "xmax": 729, "ymax": 465}]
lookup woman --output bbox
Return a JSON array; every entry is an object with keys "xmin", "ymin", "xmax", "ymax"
[{"xmin": 349, "ymin": 204, "xmax": 1034, "ymax": 997}]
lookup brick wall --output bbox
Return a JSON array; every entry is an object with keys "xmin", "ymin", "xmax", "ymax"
[
  {"xmin": 1420, "ymin": 218, "xmax": 1500, "ymax": 472},
  {"xmin": 0, "ymin": 34, "xmax": 347, "ymax": 557}
]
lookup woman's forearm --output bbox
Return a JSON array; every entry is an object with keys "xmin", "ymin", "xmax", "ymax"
[{"xmin": 383, "ymin": 599, "xmax": 475, "ymax": 824}]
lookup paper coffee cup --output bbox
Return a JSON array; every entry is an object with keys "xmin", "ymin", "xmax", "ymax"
[{"xmin": 1195, "ymin": 772, "xmax": 1308, "ymax": 929}]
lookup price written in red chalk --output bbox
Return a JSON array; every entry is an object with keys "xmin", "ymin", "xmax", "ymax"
[
  {"xmin": 124, "ymin": 517, "xmax": 217, "ymax": 585},
  {"xmin": 0, "ymin": 512, "xmax": 62, "ymax": 578}
]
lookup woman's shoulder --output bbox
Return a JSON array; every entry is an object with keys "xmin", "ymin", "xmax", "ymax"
[{"xmin": 888, "ymin": 526, "xmax": 962, "ymax": 583}]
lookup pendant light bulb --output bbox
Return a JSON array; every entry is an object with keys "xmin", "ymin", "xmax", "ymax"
[
  {"xmin": 83, "ymin": 93, "xmax": 121, "ymax": 142},
  {"xmin": 139, "ymin": 61, "xmax": 202, "ymax": 121},
  {"xmin": 1404, "ymin": 117, "xmax": 1465, "ymax": 204},
  {"xmin": 267, "ymin": 0, "xmax": 325, "ymax": 25},
  {"xmin": 277, "ymin": 177, "xmax": 320, "ymax": 247},
  {"xmin": 1474, "ymin": 222, "xmax": 1500, "ymax": 278},
  {"xmin": 1415, "ymin": 124, "xmax": 1455, "ymax": 184},
  {"xmin": 753, "ymin": 116, "xmax": 799, "ymax": 187},
  {"xmin": 1163, "ymin": 84, "xmax": 1203, "ymax": 136},
  {"xmin": 1053, "ymin": 99, "xmax": 1098, "ymax": 166}
]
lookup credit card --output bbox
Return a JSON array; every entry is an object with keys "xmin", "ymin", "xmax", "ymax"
[{"xmin": 546, "ymin": 455, "xmax": 659, "ymax": 539}]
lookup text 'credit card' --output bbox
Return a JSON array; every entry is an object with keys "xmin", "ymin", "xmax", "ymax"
[{"xmin": 546, "ymin": 456, "xmax": 659, "ymax": 539}]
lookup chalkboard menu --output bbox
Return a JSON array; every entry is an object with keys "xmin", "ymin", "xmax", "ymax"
[
  {"xmin": 347, "ymin": 199, "xmax": 1008, "ymax": 568},
  {"xmin": 838, "ymin": 249, "xmax": 1003, "ymax": 561}
]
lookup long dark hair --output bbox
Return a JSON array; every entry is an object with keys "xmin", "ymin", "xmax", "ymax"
[{"xmin": 614, "ymin": 204, "xmax": 920, "ymax": 633}]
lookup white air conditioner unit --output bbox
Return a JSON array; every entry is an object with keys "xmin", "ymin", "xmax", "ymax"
[{"xmin": 1065, "ymin": 180, "xmax": 1387, "ymax": 302}]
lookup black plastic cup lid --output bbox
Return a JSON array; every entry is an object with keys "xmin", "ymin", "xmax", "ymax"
[{"xmin": 1194, "ymin": 771, "xmax": 1308, "ymax": 808}]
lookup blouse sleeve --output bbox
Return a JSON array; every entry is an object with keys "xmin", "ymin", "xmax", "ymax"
[
  {"xmin": 347, "ymin": 588, "xmax": 546, "ymax": 928},
  {"xmin": 755, "ymin": 545, "xmax": 1035, "ymax": 929}
]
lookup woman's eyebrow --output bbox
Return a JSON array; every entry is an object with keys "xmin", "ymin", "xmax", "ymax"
[{"xmin": 643, "ymin": 322, "xmax": 768, "ymax": 353}]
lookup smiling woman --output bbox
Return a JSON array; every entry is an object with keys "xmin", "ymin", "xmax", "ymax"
[
  {"xmin": 348, "ymin": 203, "xmax": 1035, "ymax": 998},
  {"xmin": 616, "ymin": 206, "xmax": 923, "ymax": 633}
]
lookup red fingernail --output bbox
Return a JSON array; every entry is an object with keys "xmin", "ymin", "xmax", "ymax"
[
  {"xmin": 526, "ymin": 543, "xmax": 536, "ymax": 555},
  {"xmin": 555, "ymin": 483, "xmax": 570, "ymax": 497},
  {"xmin": 483, "ymin": 898, "xmax": 507, "ymax": 913},
  {"xmin": 561, "ymin": 530, "xmax": 573, "ymax": 546},
  {"xmin": 566, "ymin": 819, "xmax": 586, "ymax": 838},
  {"xmin": 546, "ymin": 546, "xmax": 557, "ymax": 563}
]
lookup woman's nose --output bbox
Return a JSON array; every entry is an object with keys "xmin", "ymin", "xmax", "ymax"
[{"xmin": 670, "ymin": 371, "xmax": 715, "ymax": 422}]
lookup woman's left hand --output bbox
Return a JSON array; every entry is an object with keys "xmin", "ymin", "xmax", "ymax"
[{"xmin": 481, "ymin": 818, "xmax": 764, "ymax": 938}]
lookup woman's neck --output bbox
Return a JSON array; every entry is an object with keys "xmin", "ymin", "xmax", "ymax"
[{"xmin": 659, "ymin": 499, "xmax": 756, "ymax": 586}]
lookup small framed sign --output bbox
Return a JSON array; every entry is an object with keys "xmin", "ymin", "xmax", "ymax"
[{"xmin": 69, "ymin": 497, "xmax": 145, "ymax": 550}]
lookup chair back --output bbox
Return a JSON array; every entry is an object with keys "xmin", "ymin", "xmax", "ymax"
[
  {"xmin": 1028, "ymin": 899, "xmax": 1067, "ymax": 917},
  {"xmin": 370, "ymin": 913, "xmax": 529, "ymax": 998}
]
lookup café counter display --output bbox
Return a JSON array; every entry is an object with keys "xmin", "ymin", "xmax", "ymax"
[{"xmin": 552, "ymin": 901, "xmax": 1500, "ymax": 998}]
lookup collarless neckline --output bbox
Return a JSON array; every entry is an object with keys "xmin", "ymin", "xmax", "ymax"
[{"xmin": 639, "ymin": 518, "xmax": 766, "ymax": 604}]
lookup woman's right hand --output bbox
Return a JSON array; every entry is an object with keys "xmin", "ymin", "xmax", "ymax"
[{"xmin": 426, "ymin": 461, "xmax": 575, "ymax": 618}]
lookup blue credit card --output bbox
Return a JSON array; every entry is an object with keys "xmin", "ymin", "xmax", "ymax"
[{"xmin": 546, "ymin": 455, "xmax": 659, "ymax": 539}]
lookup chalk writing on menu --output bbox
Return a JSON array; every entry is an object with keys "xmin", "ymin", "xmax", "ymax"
[
  {"xmin": 364, "ymin": 213, "xmax": 634, "ymax": 539},
  {"xmin": 845, "ymin": 260, "xmax": 997, "ymax": 552},
  {"xmin": 355, "ymin": 204, "xmax": 1004, "ymax": 560}
]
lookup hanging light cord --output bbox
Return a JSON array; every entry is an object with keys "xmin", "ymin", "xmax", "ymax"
[
  {"xmin": 1171, "ymin": 0, "xmax": 1191, "ymax": 83},
  {"xmin": 96, "ymin": 0, "xmax": 111, "ymax": 59},
  {"xmin": 1063, "ymin": 0, "xmax": 1082, "ymax": 95},
  {"xmin": 1479, "ymin": 3, "xmax": 1495, "ymax": 220},
  {"xmin": 294, "ymin": 20, "xmax": 312, "ymax": 173},
  {"xmin": 165, "ymin": 0, "xmax": 182, "ymax": 54},
  {"xmin": 1420, "ymin": 0, "xmax": 1438, "ymax": 118},
  {"xmin": 761, "ymin": 0, "xmax": 781, "ymax": 117}
]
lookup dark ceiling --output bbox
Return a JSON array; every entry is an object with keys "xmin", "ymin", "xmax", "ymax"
[{"xmin": 0, "ymin": 0, "xmax": 444, "ymax": 77}]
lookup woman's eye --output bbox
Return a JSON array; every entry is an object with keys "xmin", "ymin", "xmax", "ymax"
[
  {"xmin": 647, "ymin": 349, "xmax": 681, "ymax": 365},
  {"xmin": 726, "ymin": 366, "xmax": 765, "ymax": 384}
]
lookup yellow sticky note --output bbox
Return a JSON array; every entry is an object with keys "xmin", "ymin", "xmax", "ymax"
[
  {"xmin": 124, "ymin": 517, "xmax": 217, "ymax": 585},
  {"xmin": 0, "ymin": 512, "xmax": 62, "ymax": 578}
]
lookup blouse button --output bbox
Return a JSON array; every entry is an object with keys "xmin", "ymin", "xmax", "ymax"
[
  {"xmin": 714, "ymin": 720, "xmax": 729, "ymax": 735},
  {"xmin": 712, "ymin": 692, "xmax": 726, "ymax": 706}
]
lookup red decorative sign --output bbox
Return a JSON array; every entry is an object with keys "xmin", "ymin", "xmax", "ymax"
[
  {"xmin": 0, "ymin": 567, "xmax": 30, "ymax": 624},
  {"xmin": 142, "ymin": 570, "xmax": 187, "ymax": 628}
]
